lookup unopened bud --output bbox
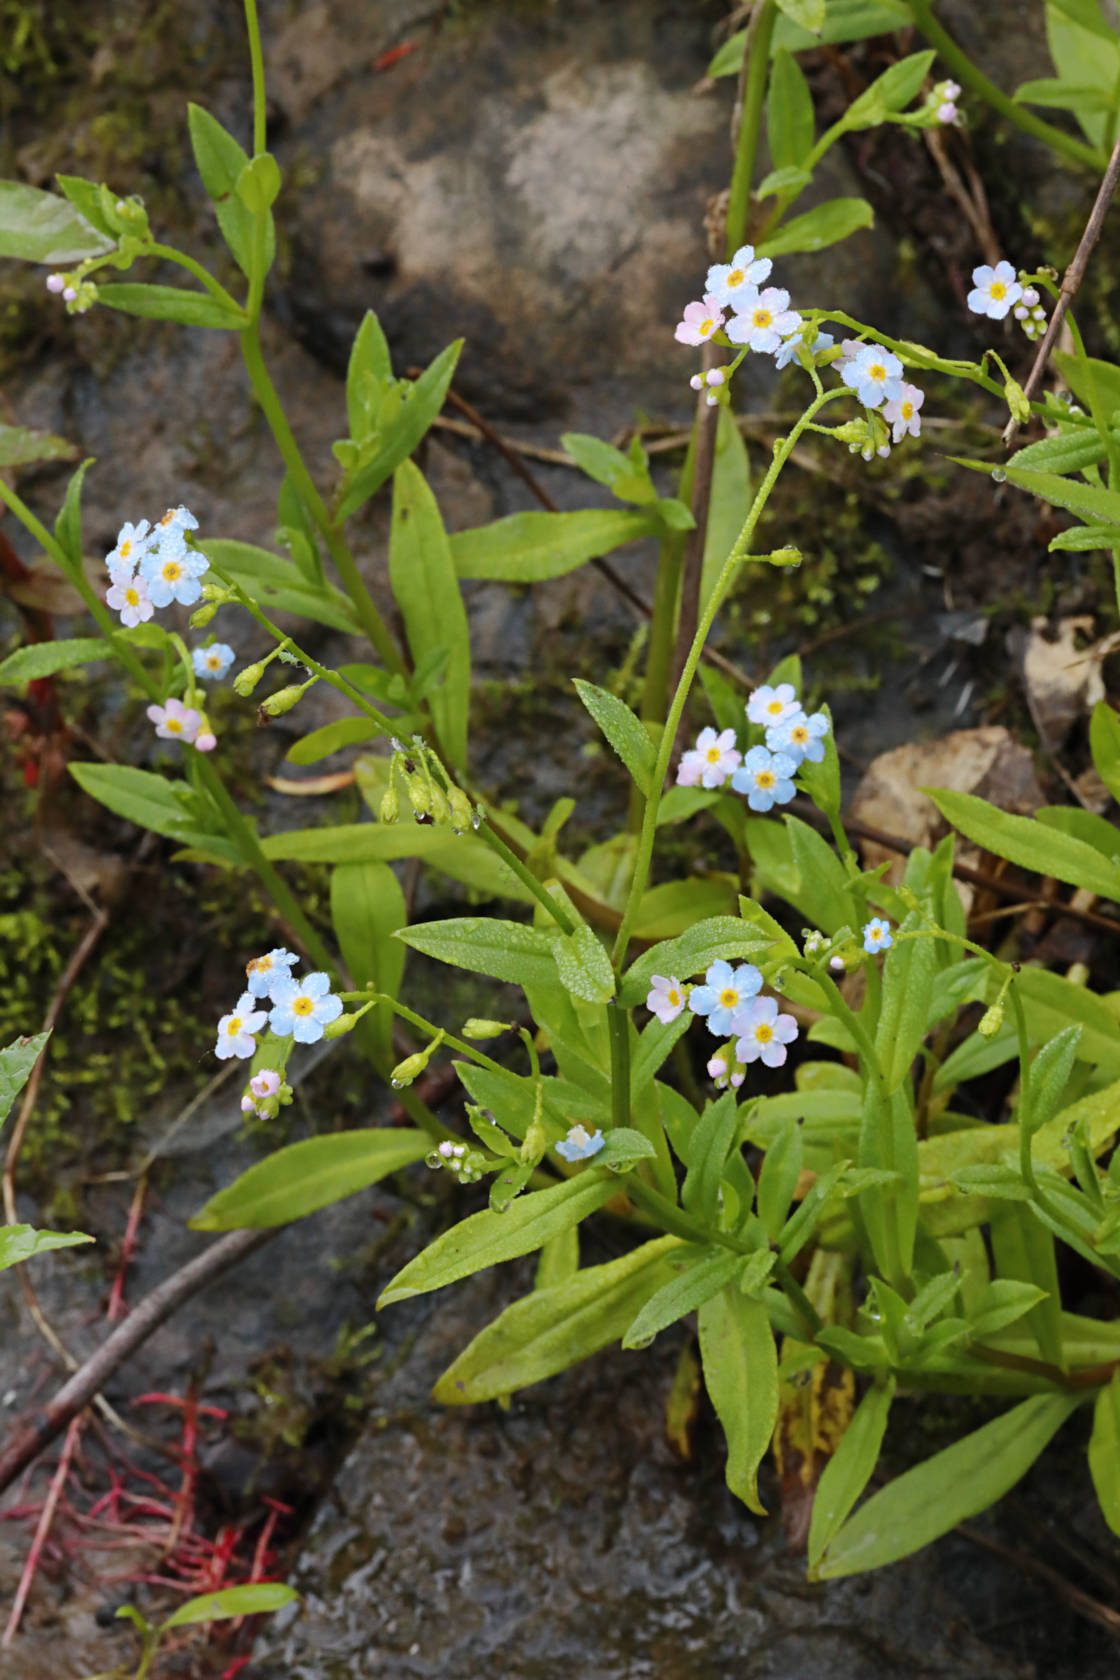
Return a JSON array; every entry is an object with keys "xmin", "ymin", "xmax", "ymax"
[
  {"xmin": 428, "ymin": 784, "xmax": 451, "ymax": 824},
  {"xmin": 978, "ymin": 1004, "xmax": 1004, "ymax": 1039},
  {"xmin": 233, "ymin": 660, "xmax": 266, "ymax": 697},
  {"xmin": 322, "ymin": 1012, "xmax": 358, "ymax": 1039},
  {"xmin": 520, "ymin": 1116, "xmax": 548, "ymax": 1163},
  {"xmin": 260, "ymin": 679, "xmax": 314, "ymax": 718},
  {"xmin": 379, "ymin": 786, "xmax": 400, "ymax": 824},
  {"xmin": 449, "ymin": 788, "xmax": 474, "ymax": 832},
  {"xmin": 390, "ymin": 1051, "xmax": 428, "ymax": 1088},
  {"xmin": 407, "ymin": 775, "xmax": 431, "ymax": 817},
  {"xmin": 768, "ymin": 546, "xmax": 801, "ymax": 568},
  {"xmin": 462, "ymin": 1018, "xmax": 511, "ymax": 1039},
  {"xmin": 190, "ymin": 601, "xmax": 219, "ymax": 629}
]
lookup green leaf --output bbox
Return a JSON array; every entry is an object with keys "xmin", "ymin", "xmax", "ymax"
[
  {"xmin": 701, "ymin": 407, "xmax": 752, "ymax": 615},
  {"xmin": 0, "ymin": 423, "xmax": 77, "ymax": 467},
  {"xmin": 1036, "ymin": 803, "xmax": 1120, "ymax": 860},
  {"xmin": 1049, "ymin": 0, "xmax": 1120, "ymax": 42},
  {"xmin": 0, "ymin": 1222, "xmax": 93, "ymax": 1271},
  {"xmin": 286, "ymin": 718, "xmax": 381, "ymax": 764},
  {"xmin": 808, "ymin": 1379, "xmax": 895, "ymax": 1569},
  {"xmin": 0, "ymin": 179, "xmax": 114, "ymax": 262},
  {"xmin": 53, "ymin": 456, "xmax": 93, "ymax": 572},
  {"xmin": 682, "ymin": 1090, "xmax": 743, "ymax": 1223},
  {"xmin": 967, "ymin": 1279, "xmax": 1050, "ymax": 1340},
  {"xmin": 1024, "ymin": 1022, "xmax": 1083, "ymax": 1136},
  {"xmin": 620, "ymin": 916, "xmax": 769, "ymax": 1008},
  {"xmin": 840, "ymin": 50, "xmax": 936, "ymax": 127},
  {"xmin": 97, "ymin": 282, "xmax": 246, "ymax": 330},
  {"xmin": 1089, "ymin": 1371, "xmax": 1120, "ymax": 1537},
  {"xmin": 768, "ymin": 45, "xmax": 817, "ymax": 174},
  {"xmin": 187, "ymin": 104, "xmax": 275, "ymax": 281},
  {"xmin": 1048, "ymin": 522, "xmax": 1120, "ymax": 552},
  {"xmin": 1006, "ymin": 424, "xmax": 1116, "ymax": 475},
  {"xmin": 817, "ymin": 1393, "xmax": 1078, "ymax": 1577},
  {"xmin": 389, "ymin": 461, "xmax": 470, "ymax": 771},
  {"xmin": 336, "ymin": 339, "xmax": 462, "ymax": 523},
  {"xmin": 708, "ymin": 3, "xmax": 908, "ymax": 72},
  {"xmin": 162, "ymin": 1583, "xmax": 298, "ymax": 1630},
  {"xmin": 346, "ymin": 310, "xmax": 392, "ymax": 437},
  {"xmin": 236, "ymin": 152, "xmax": 282, "ymax": 215},
  {"xmin": 0, "ymin": 1032, "xmax": 50, "ymax": 1126},
  {"xmin": 450, "ymin": 507, "xmax": 654, "ymax": 583},
  {"xmin": 68, "ymin": 764, "xmax": 229, "ymax": 852},
  {"xmin": 1090, "ymin": 699, "xmax": 1120, "ymax": 802},
  {"xmin": 757, "ymin": 1116, "xmax": 803, "ymax": 1241},
  {"xmin": 622, "ymin": 1247, "xmax": 744, "ymax": 1348},
  {"xmin": 202, "ymin": 538, "xmax": 359, "ymax": 633},
  {"xmin": 923, "ymin": 787, "xmax": 1120, "ymax": 901},
  {"xmin": 756, "ymin": 197, "xmax": 873, "ymax": 258},
  {"xmin": 874, "ymin": 912, "xmax": 938, "ymax": 1093},
  {"xmin": 561, "ymin": 432, "xmax": 654, "ymax": 502},
  {"xmin": 1052, "ymin": 350, "xmax": 1120, "ymax": 421},
  {"xmin": 953, "ymin": 455, "xmax": 1120, "ymax": 526},
  {"xmin": 330, "ymin": 861, "xmax": 406, "ymax": 1064},
  {"xmin": 379, "ymin": 1173, "xmax": 620, "ymax": 1306},
  {"xmin": 191, "ymin": 1129, "xmax": 430, "ymax": 1229},
  {"xmin": 549, "ymin": 924, "xmax": 615, "ymax": 1004},
  {"xmin": 397, "ymin": 915, "xmax": 558, "ymax": 988},
  {"xmin": 573, "ymin": 678, "xmax": 655, "ymax": 794},
  {"xmin": 1013, "ymin": 76, "xmax": 1119, "ymax": 111},
  {"xmin": 776, "ymin": 0, "xmax": 825, "ymax": 31},
  {"xmin": 698, "ymin": 1286, "xmax": 778, "ymax": 1515},
  {"xmin": 0, "ymin": 637, "xmax": 109, "ymax": 684},
  {"xmin": 54, "ymin": 174, "xmax": 116, "ymax": 237},
  {"xmin": 632, "ymin": 875, "xmax": 739, "ymax": 939},
  {"xmin": 433, "ymin": 1235, "xmax": 681, "ymax": 1402}
]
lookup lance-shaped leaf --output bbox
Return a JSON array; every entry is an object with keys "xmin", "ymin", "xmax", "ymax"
[
  {"xmin": 336, "ymin": 339, "xmax": 461, "ymax": 522},
  {"xmin": 388, "ymin": 461, "xmax": 470, "ymax": 770},
  {"xmin": 1, "ymin": 1032, "xmax": 50, "ymax": 1126},
  {"xmin": 549, "ymin": 922, "xmax": 616, "ymax": 1003},
  {"xmin": 924, "ymin": 787, "xmax": 1120, "ymax": 901},
  {"xmin": 874, "ymin": 912, "xmax": 938, "ymax": 1093},
  {"xmin": 698, "ymin": 1285, "xmax": 778, "ymax": 1515},
  {"xmin": 397, "ymin": 916, "xmax": 559, "ymax": 989},
  {"xmin": 573, "ymin": 679, "xmax": 655, "ymax": 795},
  {"xmin": 0, "ymin": 638, "xmax": 109, "ymax": 684},
  {"xmin": 808, "ymin": 1377, "xmax": 895, "ymax": 1569},
  {"xmin": 191, "ymin": 1130, "xmax": 430, "ymax": 1229},
  {"xmin": 0, "ymin": 423, "xmax": 78, "ymax": 467},
  {"xmin": 0, "ymin": 1223, "xmax": 93, "ymax": 1272},
  {"xmin": 816, "ymin": 1392, "xmax": 1078, "ymax": 1577},
  {"xmin": 756, "ymin": 197, "xmax": 873, "ymax": 258},
  {"xmin": 0, "ymin": 179, "xmax": 114, "ymax": 262},
  {"xmin": 1089, "ymin": 1371, "xmax": 1120, "ymax": 1538},
  {"xmin": 378, "ymin": 1173, "xmax": 619, "ymax": 1306},
  {"xmin": 330, "ymin": 861, "xmax": 406, "ymax": 1064},
  {"xmin": 433, "ymin": 1236, "xmax": 681, "ymax": 1402},
  {"xmin": 623, "ymin": 1245, "xmax": 744, "ymax": 1348},
  {"xmin": 97, "ymin": 283, "xmax": 247, "ymax": 330},
  {"xmin": 451, "ymin": 508, "xmax": 654, "ymax": 582},
  {"xmin": 162, "ymin": 1583, "xmax": 298, "ymax": 1630}
]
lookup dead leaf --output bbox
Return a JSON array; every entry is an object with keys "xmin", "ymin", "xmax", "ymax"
[{"xmin": 1015, "ymin": 616, "xmax": 1103, "ymax": 752}]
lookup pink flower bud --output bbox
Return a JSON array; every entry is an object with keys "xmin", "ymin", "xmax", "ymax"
[
  {"xmin": 195, "ymin": 731, "xmax": 217, "ymax": 752},
  {"xmin": 46, "ymin": 273, "xmax": 65, "ymax": 293},
  {"xmin": 63, "ymin": 286, "xmax": 77, "ymax": 302}
]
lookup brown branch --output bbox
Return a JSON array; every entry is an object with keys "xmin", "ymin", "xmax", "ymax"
[
  {"xmin": 0, "ymin": 1226, "xmax": 279, "ymax": 1500},
  {"xmin": 956, "ymin": 1520, "xmax": 1120, "ymax": 1638},
  {"xmin": 1006, "ymin": 128, "xmax": 1120, "ymax": 439}
]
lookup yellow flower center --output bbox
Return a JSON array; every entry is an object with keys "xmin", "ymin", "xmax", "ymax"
[
  {"xmin": 870, "ymin": 928, "xmax": 882, "ymax": 942},
  {"xmin": 160, "ymin": 509, "xmax": 176, "ymax": 526},
  {"xmin": 207, "ymin": 653, "xmax": 221, "ymax": 669},
  {"xmin": 166, "ymin": 717, "xmax": 183, "ymax": 734},
  {"xmin": 293, "ymin": 996, "xmax": 314, "ymax": 1017},
  {"xmin": 791, "ymin": 725, "xmax": 808, "ymax": 744},
  {"xmin": 767, "ymin": 699, "xmax": 783, "ymax": 715},
  {"xmin": 226, "ymin": 1016, "xmax": 242, "ymax": 1035},
  {"xmin": 249, "ymin": 956, "xmax": 272, "ymax": 977},
  {"xmin": 752, "ymin": 308, "xmax": 773, "ymax": 329},
  {"xmin": 706, "ymin": 746, "xmax": 721, "ymax": 763},
  {"xmin": 757, "ymin": 770, "xmax": 775, "ymax": 789},
  {"xmin": 120, "ymin": 540, "xmax": 133, "ymax": 560},
  {"xmin": 719, "ymin": 988, "xmax": 739, "ymax": 1009},
  {"xmin": 668, "ymin": 989, "xmax": 680, "ymax": 1007},
  {"xmin": 870, "ymin": 363, "xmax": 886, "ymax": 382},
  {"xmin": 755, "ymin": 1022, "xmax": 773, "ymax": 1044},
  {"xmin": 700, "ymin": 317, "xmax": 714, "ymax": 336},
  {"xmin": 125, "ymin": 587, "xmax": 140, "ymax": 606},
  {"xmin": 901, "ymin": 401, "xmax": 914, "ymax": 420},
  {"xmin": 990, "ymin": 281, "xmax": 1006, "ymax": 300},
  {"xmin": 162, "ymin": 560, "xmax": 182, "ymax": 582},
  {"xmin": 727, "ymin": 268, "xmax": 744, "ymax": 288}
]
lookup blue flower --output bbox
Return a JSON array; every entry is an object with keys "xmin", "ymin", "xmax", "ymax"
[
  {"xmin": 269, "ymin": 971, "xmax": 344, "ymax": 1043},
  {"xmin": 731, "ymin": 746, "xmax": 797, "ymax": 812},
  {"xmin": 863, "ymin": 917, "xmax": 893, "ymax": 954},
  {"xmin": 556, "ymin": 1124, "xmax": 605, "ymax": 1162},
  {"xmin": 841, "ymin": 345, "xmax": 903, "ymax": 409},
  {"xmin": 766, "ymin": 709, "xmax": 830, "ymax": 765},
  {"xmin": 244, "ymin": 947, "xmax": 299, "ymax": 999},
  {"xmin": 192, "ymin": 642, "xmax": 235, "ymax": 680},
  {"xmin": 139, "ymin": 536, "xmax": 210, "ymax": 607},
  {"xmin": 774, "ymin": 329, "xmax": 834, "ymax": 371},
  {"xmin": 688, "ymin": 959, "xmax": 763, "ymax": 1036}
]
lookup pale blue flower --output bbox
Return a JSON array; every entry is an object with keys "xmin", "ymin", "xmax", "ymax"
[
  {"xmin": 732, "ymin": 995, "xmax": 799, "ymax": 1068},
  {"xmin": 746, "ymin": 683, "xmax": 799, "ymax": 726},
  {"xmin": 774, "ymin": 329, "xmax": 834, "ymax": 371},
  {"xmin": 556, "ymin": 1124, "xmax": 605, "ymax": 1162},
  {"xmin": 215, "ymin": 992, "xmax": 268, "ymax": 1060},
  {"xmin": 105, "ymin": 519, "xmax": 152, "ymax": 574},
  {"xmin": 863, "ymin": 917, "xmax": 893, "ymax": 954},
  {"xmin": 705, "ymin": 244, "xmax": 772, "ymax": 310},
  {"xmin": 245, "ymin": 947, "xmax": 299, "ymax": 999},
  {"xmin": 842, "ymin": 345, "xmax": 903, "ymax": 409},
  {"xmin": 766, "ymin": 709, "xmax": 830, "ymax": 765},
  {"xmin": 139, "ymin": 538, "xmax": 210, "ymax": 608},
  {"xmin": 966, "ymin": 261, "xmax": 1021, "ymax": 321},
  {"xmin": 192, "ymin": 642, "xmax": 235, "ymax": 680},
  {"xmin": 269, "ymin": 971, "xmax": 343, "ymax": 1042},
  {"xmin": 731, "ymin": 746, "xmax": 797, "ymax": 812},
  {"xmin": 689, "ymin": 960, "xmax": 763, "ymax": 1036}
]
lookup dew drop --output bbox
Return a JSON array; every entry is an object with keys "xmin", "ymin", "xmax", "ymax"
[{"xmin": 990, "ymin": 466, "xmax": 1007, "ymax": 483}]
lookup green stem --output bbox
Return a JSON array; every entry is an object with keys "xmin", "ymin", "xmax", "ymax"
[
  {"xmin": 607, "ymin": 1001, "xmax": 631, "ymax": 1131},
  {"xmin": 773, "ymin": 1256, "xmax": 824, "ymax": 1337},
  {"xmin": 238, "ymin": 320, "xmax": 404, "ymax": 673},
  {"xmin": 474, "ymin": 818, "xmax": 576, "ymax": 933},
  {"xmin": 725, "ymin": 0, "xmax": 777, "ymax": 255},
  {"xmin": 351, "ymin": 992, "xmax": 508, "ymax": 1076},
  {"xmin": 144, "ymin": 242, "xmax": 246, "ymax": 313},
  {"xmin": 242, "ymin": 0, "xmax": 268, "ymax": 157},
  {"xmin": 905, "ymin": 0, "xmax": 1106, "ymax": 172},
  {"xmin": 1010, "ymin": 981, "xmax": 1038, "ymax": 1194},
  {"xmin": 611, "ymin": 386, "xmax": 845, "ymax": 968},
  {"xmin": 825, "ymin": 311, "xmax": 1007, "ymax": 402}
]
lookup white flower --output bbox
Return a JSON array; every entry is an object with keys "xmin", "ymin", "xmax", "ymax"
[
  {"xmin": 106, "ymin": 519, "xmax": 152, "ymax": 575},
  {"xmin": 192, "ymin": 642, "xmax": 235, "ymax": 680},
  {"xmin": 106, "ymin": 566, "xmax": 155, "ymax": 628},
  {"xmin": 153, "ymin": 505, "xmax": 199, "ymax": 540},
  {"xmin": 677, "ymin": 726, "xmax": 741, "ymax": 789},
  {"xmin": 966, "ymin": 260, "xmax": 1022, "ymax": 320},
  {"xmin": 647, "ymin": 975, "xmax": 687, "ymax": 1025},
  {"xmin": 705, "ymin": 244, "xmax": 773, "ymax": 310},
  {"xmin": 746, "ymin": 683, "xmax": 799, "ymax": 726},
  {"xmin": 725, "ymin": 286, "xmax": 801, "ymax": 354},
  {"xmin": 842, "ymin": 345, "xmax": 904, "ymax": 409},
  {"xmin": 146, "ymin": 697, "xmax": 201, "ymax": 744},
  {"xmin": 882, "ymin": 382, "xmax": 924, "ymax": 443},
  {"xmin": 732, "ymin": 995, "xmax": 799, "ymax": 1068},
  {"xmin": 245, "ymin": 947, "xmax": 299, "ymax": 999},
  {"xmin": 215, "ymin": 992, "xmax": 268, "ymax": 1060},
  {"xmin": 675, "ymin": 294, "xmax": 725, "ymax": 346}
]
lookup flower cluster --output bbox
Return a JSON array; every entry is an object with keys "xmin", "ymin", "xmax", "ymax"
[
  {"xmin": 214, "ymin": 946, "xmax": 344, "ymax": 1061},
  {"xmin": 965, "ymin": 260, "xmax": 1048, "ymax": 340},
  {"xmin": 240, "ymin": 1067, "xmax": 292, "ymax": 1121},
  {"xmin": 646, "ymin": 959, "xmax": 799, "ymax": 1077},
  {"xmin": 674, "ymin": 245, "xmax": 807, "ymax": 378},
  {"xmin": 46, "ymin": 271, "xmax": 99, "ymax": 314},
  {"xmin": 932, "ymin": 78, "xmax": 962, "ymax": 125},
  {"xmin": 677, "ymin": 680, "xmax": 830, "ymax": 813}
]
